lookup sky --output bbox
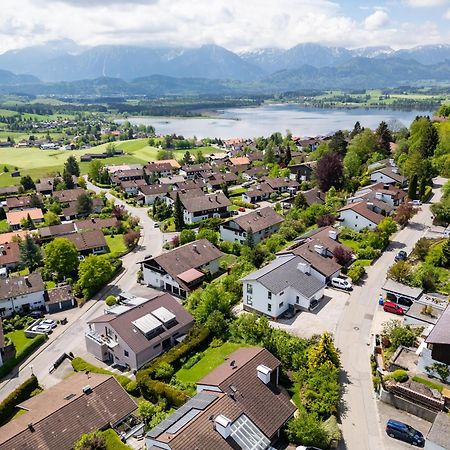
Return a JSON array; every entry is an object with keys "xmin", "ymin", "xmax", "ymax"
[{"xmin": 0, "ymin": 0, "xmax": 449, "ymax": 53}]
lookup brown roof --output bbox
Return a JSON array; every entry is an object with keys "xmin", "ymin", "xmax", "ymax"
[
  {"xmin": 372, "ymin": 167, "xmax": 406, "ymax": 183},
  {"xmin": 245, "ymin": 183, "xmax": 274, "ymax": 198},
  {"xmin": 88, "ymin": 293, "xmax": 194, "ymax": 355},
  {"xmin": 426, "ymin": 306, "xmax": 450, "ymax": 345},
  {"xmin": 149, "ymin": 239, "xmax": 222, "ymax": 289},
  {"xmin": 303, "ymin": 226, "xmax": 352, "ymax": 255},
  {"xmin": 208, "ymin": 172, "xmax": 239, "ymax": 187},
  {"xmin": 0, "ymin": 241, "xmax": 20, "ymax": 266},
  {"xmin": 140, "ymin": 184, "xmax": 170, "ymax": 196},
  {"xmin": 47, "ymin": 285, "xmax": 74, "ymax": 305},
  {"xmin": 168, "ymin": 189, "xmax": 205, "ymax": 202},
  {"xmin": 173, "ymin": 180, "xmax": 205, "ymax": 191},
  {"xmin": 120, "ymin": 179, "xmax": 147, "ymax": 189},
  {"xmin": 302, "ymin": 187, "xmax": 325, "ymax": 206},
  {"xmin": 6, "ymin": 196, "xmax": 40, "ymax": 210},
  {"xmin": 111, "ymin": 168, "xmax": 144, "ymax": 179},
  {"xmin": 229, "ymin": 156, "xmax": 250, "ymax": 166},
  {"xmin": 0, "ymin": 273, "xmax": 44, "ymax": 301},
  {"xmin": 75, "ymin": 217, "xmax": 119, "ymax": 232},
  {"xmin": 153, "ymin": 159, "xmax": 180, "ymax": 169},
  {"xmin": 0, "ymin": 373, "xmax": 137, "ymax": 450},
  {"xmin": 265, "ymin": 178, "xmax": 299, "ymax": 190},
  {"xmin": 181, "ymin": 192, "xmax": 231, "ymax": 213},
  {"xmin": 181, "ymin": 163, "xmax": 212, "ymax": 173},
  {"xmin": 53, "ymin": 188, "xmax": 86, "ymax": 203},
  {"xmin": 6, "ymin": 209, "xmax": 44, "ymax": 226},
  {"xmin": 339, "ymin": 201, "xmax": 384, "ymax": 225},
  {"xmin": 144, "ymin": 161, "xmax": 173, "ymax": 173},
  {"xmin": 230, "ymin": 207, "xmax": 284, "ymax": 233},
  {"xmin": 244, "ymin": 166, "xmax": 268, "ymax": 178},
  {"xmin": 0, "ymin": 231, "xmax": 29, "ymax": 245},
  {"xmin": 39, "ymin": 223, "xmax": 76, "ymax": 239},
  {"xmin": 61, "ymin": 230, "xmax": 107, "ymax": 252},
  {"xmin": 0, "ymin": 186, "xmax": 19, "ymax": 196}
]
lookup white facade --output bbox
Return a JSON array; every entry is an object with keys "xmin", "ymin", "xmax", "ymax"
[
  {"xmin": 370, "ymin": 171, "xmax": 398, "ymax": 185},
  {"xmin": 0, "ymin": 290, "xmax": 45, "ymax": 317},
  {"xmin": 417, "ymin": 346, "xmax": 450, "ymax": 384},
  {"xmin": 219, "ymin": 222, "xmax": 281, "ymax": 245},
  {"xmin": 141, "ymin": 192, "xmax": 166, "ymax": 205},
  {"xmin": 339, "ymin": 209, "xmax": 378, "ymax": 231},
  {"xmin": 183, "ymin": 209, "xmax": 224, "ymax": 224}
]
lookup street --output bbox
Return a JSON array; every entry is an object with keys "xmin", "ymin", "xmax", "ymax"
[
  {"xmin": 336, "ymin": 177, "xmax": 445, "ymax": 450},
  {"xmin": 0, "ymin": 180, "xmax": 165, "ymax": 399}
]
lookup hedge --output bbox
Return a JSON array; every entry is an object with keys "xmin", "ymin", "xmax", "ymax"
[
  {"xmin": 138, "ymin": 378, "xmax": 187, "ymax": 407},
  {"xmin": 231, "ymin": 199, "xmax": 258, "ymax": 209},
  {"xmin": 0, "ymin": 334, "xmax": 47, "ymax": 379},
  {"xmin": 421, "ymin": 185, "xmax": 433, "ymax": 203},
  {"xmin": 0, "ymin": 375, "xmax": 39, "ymax": 426},
  {"xmin": 71, "ymin": 357, "xmax": 139, "ymax": 396}
]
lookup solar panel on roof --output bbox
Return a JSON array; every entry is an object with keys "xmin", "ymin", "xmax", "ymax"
[
  {"xmin": 132, "ymin": 313, "xmax": 162, "ymax": 335},
  {"xmin": 151, "ymin": 306, "xmax": 176, "ymax": 324},
  {"xmin": 166, "ymin": 409, "xmax": 201, "ymax": 434}
]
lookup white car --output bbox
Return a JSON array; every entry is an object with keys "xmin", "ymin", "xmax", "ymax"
[
  {"xmin": 408, "ymin": 199, "xmax": 422, "ymax": 207},
  {"xmin": 296, "ymin": 446, "xmax": 323, "ymax": 450},
  {"xmin": 331, "ymin": 277, "xmax": 353, "ymax": 291},
  {"xmin": 31, "ymin": 324, "xmax": 53, "ymax": 334},
  {"xmin": 41, "ymin": 319, "xmax": 57, "ymax": 329}
]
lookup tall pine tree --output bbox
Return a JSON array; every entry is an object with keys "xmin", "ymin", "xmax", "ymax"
[
  {"xmin": 174, "ymin": 192, "xmax": 185, "ymax": 231},
  {"xmin": 19, "ymin": 235, "xmax": 43, "ymax": 271}
]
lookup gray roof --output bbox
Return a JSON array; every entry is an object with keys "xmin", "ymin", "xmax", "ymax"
[
  {"xmin": 241, "ymin": 254, "xmax": 325, "ymax": 297},
  {"xmin": 427, "ymin": 412, "xmax": 450, "ymax": 449},
  {"xmin": 426, "ymin": 306, "xmax": 450, "ymax": 345},
  {"xmin": 382, "ymin": 279, "xmax": 423, "ymax": 299}
]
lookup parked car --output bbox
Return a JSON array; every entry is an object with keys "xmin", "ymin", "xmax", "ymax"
[
  {"xmin": 394, "ymin": 250, "xmax": 408, "ymax": 262},
  {"xmin": 238, "ymin": 207, "xmax": 246, "ymax": 212},
  {"xmin": 383, "ymin": 301, "xmax": 405, "ymax": 315},
  {"xmin": 331, "ymin": 277, "xmax": 353, "ymax": 291},
  {"xmin": 296, "ymin": 447, "xmax": 323, "ymax": 450},
  {"xmin": 409, "ymin": 199, "xmax": 422, "ymax": 207},
  {"xmin": 154, "ymin": 222, "xmax": 160, "ymax": 228},
  {"xmin": 31, "ymin": 324, "xmax": 53, "ymax": 334},
  {"xmin": 29, "ymin": 310, "xmax": 44, "ymax": 319},
  {"xmin": 385, "ymin": 419, "xmax": 425, "ymax": 447},
  {"xmin": 41, "ymin": 319, "xmax": 57, "ymax": 329}
]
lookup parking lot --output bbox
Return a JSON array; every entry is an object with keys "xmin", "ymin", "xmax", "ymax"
[{"xmin": 271, "ymin": 287, "xmax": 350, "ymax": 338}]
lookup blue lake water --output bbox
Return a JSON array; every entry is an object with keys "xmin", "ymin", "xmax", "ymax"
[{"xmin": 120, "ymin": 104, "xmax": 432, "ymax": 139}]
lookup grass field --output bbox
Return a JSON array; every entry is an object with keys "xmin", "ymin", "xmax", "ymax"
[
  {"xmin": 0, "ymin": 219, "xmax": 10, "ymax": 233},
  {"xmin": 105, "ymin": 234, "xmax": 127, "ymax": 256},
  {"xmin": 176, "ymin": 342, "xmax": 248, "ymax": 384},
  {"xmin": 0, "ymin": 138, "xmax": 215, "ymax": 186}
]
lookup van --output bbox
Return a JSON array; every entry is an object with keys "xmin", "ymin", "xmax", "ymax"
[
  {"xmin": 331, "ymin": 277, "xmax": 352, "ymax": 291},
  {"xmin": 386, "ymin": 419, "xmax": 424, "ymax": 447}
]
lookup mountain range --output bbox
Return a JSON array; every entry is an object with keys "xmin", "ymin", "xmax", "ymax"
[{"xmin": 0, "ymin": 41, "xmax": 449, "ymax": 95}]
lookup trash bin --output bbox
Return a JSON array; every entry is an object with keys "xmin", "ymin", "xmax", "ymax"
[{"xmin": 378, "ymin": 295, "xmax": 384, "ymax": 305}]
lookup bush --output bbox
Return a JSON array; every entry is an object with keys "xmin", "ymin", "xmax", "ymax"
[
  {"xmin": 153, "ymin": 362, "xmax": 174, "ymax": 381},
  {"xmin": 421, "ymin": 185, "xmax": 433, "ymax": 203},
  {"xmin": 0, "ymin": 375, "xmax": 39, "ymax": 426},
  {"xmin": 385, "ymin": 369, "xmax": 409, "ymax": 383},
  {"xmin": 347, "ymin": 264, "xmax": 365, "ymax": 283},
  {"xmin": 356, "ymin": 246, "xmax": 380, "ymax": 260},
  {"xmin": 285, "ymin": 410, "xmax": 329, "ymax": 449},
  {"xmin": 182, "ymin": 352, "xmax": 205, "ymax": 369},
  {"xmin": 105, "ymin": 295, "xmax": 117, "ymax": 307}
]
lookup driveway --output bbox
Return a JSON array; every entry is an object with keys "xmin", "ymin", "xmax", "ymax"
[
  {"xmin": 335, "ymin": 176, "xmax": 445, "ymax": 450},
  {"xmin": 0, "ymin": 180, "xmax": 166, "ymax": 400}
]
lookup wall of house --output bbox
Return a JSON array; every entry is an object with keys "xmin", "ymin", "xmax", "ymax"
[
  {"xmin": 370, "ymin": 172, "xmax": 396, "ymax": 185},
  {"xmin": 85, "ymin": 332, "xmax": 108, "ymax": 362},
  {"xmin": 418, "ymin": 346, "xmax": 450, "ymax": 383},
  {"xmin": 0, "ymin": 290, "xmax": 45, "ymax": 317},
  {"xmin": 220, "ymin": 223, "xmax": 281, "ymax": 245},
  {"xmin": 143, "ymin": 267, "xmax": 177, "ymax": 290},
  {"xmin": 143, "ymin": 193, "xmax": 165, "ymax": 205},
  {"xmin": 340, "ymin": 210, "xmax": 377, "ymax": 232},
  {"xmin": 201, "ymin": 258, "xmax": 220, "ymax": 275}
]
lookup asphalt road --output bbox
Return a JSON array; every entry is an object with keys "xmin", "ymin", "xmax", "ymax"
[
  {"xmin": 336, "ymin": 177, "xmax": 445, "ymax": 450},
  {"xmin": 0, "ymin": 181, "xmax": 164, "ymax": 400}
]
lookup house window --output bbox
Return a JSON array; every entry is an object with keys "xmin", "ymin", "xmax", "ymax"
[
  {"xmin": 279, "ymin": 291, "xmax": 284, "ymax": 296},
  {"xmin": 279, "ymin": 302, "xmax": 284, "ymax": 308},
  {"xmin": 153, "ymin": 343, "xmax": 161, "ymax": 349},
  {"xmin": 355, "ymin": 215, "xmax": 359, "ymax": 219},
  {"xmin": 246, "ymin": 296, "xmax": 253, "ymax": 305},
  {"xmin": 268, "ymin": 304, "xmax": 272, "ymax": 312},
  {"xmin": 124, "ymin": 350, "xmax": 129, "ymax": 357},
  {"xmin": 267, "ymin": 291, "xmax": 272, "ymax": 300},
  {"xmin": 296, "ymin": 296, "xmax": 299, "ymax": 304},
  {"xmin": 247, "ymin": 284, "xmax": 253, "ymax": 294}
]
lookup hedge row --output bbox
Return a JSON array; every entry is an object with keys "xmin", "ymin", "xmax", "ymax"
[
  {"xmin": 0, "ymin": 334, "xmax": 47, "ymax": 379},
  {"xmin": 421, "ymin": 185, "xmax": 433, "ymax": 203},
  {"xmin": 0, "ymin": 375, "xmax": 39, "ymax": 426},
  {"xmin": 138, "ymin": 378, "xmax": 188, "ymax": 407}
]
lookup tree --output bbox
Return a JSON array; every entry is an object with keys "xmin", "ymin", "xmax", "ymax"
[
  {"xmin": 375, "ymin": 121, "xmax": 392, "ymax": 155},
  {"xmin": 78, "ymin": 176, "xmax": 87, "ymax": 189},
  {"xmin": 413, "ymin": 237, "xmax": 431, "ymax": 261},
  {"xmin": 19, "ymin": 235, "xmax": 42, "ymax": 271},
  {"xmin": 76, "ymin": 193, "xmax": 93, "ymax": 216},
  {"xmin": 196, "ymin": 149, "xmax": 205, "ymax": 163},
  {"xmin": 174, "ymin": 192, "xmax": 185, "ymax": 231},
  {"xmin": 180, "ymin": 229, "xmax": 196, "ymax": 245},
  {"xmin": 409, "ymin": 116, "xmax": 439, "ymax": 158},
  {"xmin": 182, "ymin": 151, "xmax": 192, "ymax": 165},
  {"xmin": 408, "ymin": 174, "xmax": 418, "ymax": 200},
  {"xmin": 264, "ymin": 145, "xmax": 276, "ymax": 164},
  {"xmin": 293, "ymin": 192, "xmax": 308, "ymax": 210},
  {"xmin": 197, "ymin": 228, "xmax": 219, "ymax": 246},
  {"xmin": 88, "ymin": 160, "xmax": 106, "ymax": 183},
  {"xmin": 350, "ymin": 121, "xmax": 362, "ymax": 138},
  {"xmin": 0, "ymin": 207, "xmax": 5, "ymax": 220},
  {"xmin": 112, "ymin": 204, "xmax": 126, "ymax": 220},
  {"xmin": 442, "ymin": 239, "xmax": 450, "ymax": 268},
  {"xmin": 316, "ymin": 213, "xmax": 336, "ymax": 227},
  {"xmin": 44, "ymin": 238, "xmax": 79, "ymax": 280},
  {"xmin": 221, "ymin": 183, "xmax": 229, "ymax": 198},
  {"xmin": 123, "ymin": 229, "xmax": 140, "ymax": 248},
  {"xmin": 328, "ymin": 130, "xmax": 347, "ymax": 156},
  {"xmin": 285, "ymin": 411, "xmax": 329, "ymax": 449},
  {"xmin": 394, "ymin": 203, "xmax": 416, "ymax": 226},
  {"xmin": 63, "ymin": 170, "xmax": 74, "ymax": 189},
  {"xmin": 377, "ymin": 217, "xmax": 397, "ymax": 236},
  {"xmin": 315, "ymin": 152, "xmax": 344, "ymax": 192},
  {"xmin": 387, "ymin": 261, "xmax": 413, "ymax": 283},
  {"xmin": 64, "ymin": 155, "xmax": 80, "ymax": 177},
  {"xmin": 20, "ymin": 214, "xmax": 35, "ymax": 230},
  {"xmin": 20, "ymin": 175, "xmax": 35, "ymax": 191},
  {"xmin": 308, "ymin": 332, "xmax": 340, "ymax": 370},
  {"xmin": 244, "ymin": 227, "xmax": 255, "ymax": 249},
  {"xmin": 343, "ymin": 150, "xmax": 361, "ymax": 179},
  {"xmin": 333, "ymin": 246, "xmax": 353, "ymax": 266},
  {"xmin": 105, "ymin": 295, "xmax": 117, "ymax": 306},
  {"xmin": 44, "ymin": 211, "xmax": 61, "ymax": 226},
  {"xmin": 74, "ymin": 431, "xmax": 106, "ymax": 450},
  {"xmin": 76, "ymin": 255, "xmax": 116, "ymax": 299},
  {"xmin": 347, "ymin": 128, "xmax": 379, "ymax": 163}
]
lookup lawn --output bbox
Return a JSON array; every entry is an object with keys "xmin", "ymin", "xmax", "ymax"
[
  {"xmin": 105, "ymin": 234, "xmax": 128, "ymax": 256},
  {"xmin": 7, "ymin": 330, "xmax": 36, "ymax": 351},
  {"xmin": 340, "ymin": 238, "xmax": 360, "ymax": 252},
  {"xmin": 412, "ymin": 375, "xmax": 445, "ymax": 393},
  {"xmin": 101, "ymin": 429, "xmax": 131, "ymax": 450},
  {"xmin": 219, "ymin": 254, "xmax": 238, "ymax": 268},
  {"xmin": 176, "ymin": 342, "xmax": 248, "ymax": 384},
  {"xmin": 0, "ymin": 219, "xmax": 10, "ymax": 233}
]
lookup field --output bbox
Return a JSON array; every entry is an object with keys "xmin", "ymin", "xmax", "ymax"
[
  {"xmin": 105, "ymin": 234, "xmax": 128, "ymax": 256},
  {"xmin": 0, "ymin": 139, "xmax": 216, "ymax": 186}
]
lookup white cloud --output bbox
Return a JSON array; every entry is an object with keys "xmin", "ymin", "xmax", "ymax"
[
  {"xmin": 403, "ymin": 0, "xmax": 448, "ymax": 7},
  {"xmin": 0, "ymin": 0, "xmax": 447, "ymax": 54},
  {"xmin": 445, "ymin": 8, "xmax": 450, "ymax": 18},
  {"xmin": 364, "ymin": 10, "xmax": 390, "ymax": 30}
]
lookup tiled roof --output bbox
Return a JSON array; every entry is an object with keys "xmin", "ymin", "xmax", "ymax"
[
  {"xmin": 53, "ymin": 188, "xmax": 86, "ymax": 203},
  {"xmin": 39, "ymin": 223, "xmax": 76, "ymax": 239},
  {"xmin": 181, "ymin": 192, "xmax": 231, "ymax": 213},
  {"xmin": 168, "ymin": 189, "xmax": 205, "ymax": 202},
  {"xmin": 0, "ymin": 273, "xmax": 44, "ymax": 301},
  {"xmin": 173, "ymin": 180, "xmax": 205, "ymax": 191},
  {"xmin": 302, "ymin": 187, "xmax": 325, "ymax": 205},
  {"xmin": 75, "ymin": 217, "xmax": 119, "ymax": 232},
  {"xmin": 426, "ymin": 306, "xmax": 450, "ymax": 345},
  {"xmin": 6, "ymin": 196, "xmax": 38, "ymax": 210},
  {"xmin": 61, "ymin": 230, "xmax": 107, "ymax": 252},
  {"xmin": 181, "ymin": 163, "xmax": 212, "ymax": 173},
  {"xmin": 0, "ymin": 231, "xmax": 29, "ymax": 245},
  {"xmin": 229, "ymin": 157, "xmax": 250, "ymax": 166},
  {"xmin": 265, "ymin": 178, "xmax": 299, "ymax": 190},
  {"xmin": 47, "ymin": 285, "xmax": 74, "ymax": 305},
  {"xmin": 144, "ymin": 161, "xmax": 174, "ymax": 173},
  {"xmin": 140, "ymin": 184, "xmax": 170, "ymax": 196},
  {"xmin": 229, "ymin": 207, "xmax": 284, "ymax": 233},
  {"xmin": 6, "ymin": 208, "xmax": 44, "ymax": 226},
  {"xmin": 0, "ymin": 241, "xmax": 20, "ymax": 266},
  {"xmin": 0, "ymin": 373, "xmax": 137, "ymax": 450},
  {"xmin": 0, "ymin": 186, "xmax": 19, "ymax": 196},
  {"xmin": 372, "ymin": 167, "xmax": 406, "ymax": 183},
  {"xmin": 339, "ymin": 201, "xmax": 384, "ymax": 225},
  {"xmin": 120, "ymin": 179, "xmax": 147, "ymax": 189},
  {"xmin": 245, "ymin": 183, "xmax": 274, "ymax": 198}
]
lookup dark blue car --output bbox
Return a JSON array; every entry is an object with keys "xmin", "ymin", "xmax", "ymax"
[{"xmin": 386, "ymin": 419, "xmax": 425, "ymax": 447}]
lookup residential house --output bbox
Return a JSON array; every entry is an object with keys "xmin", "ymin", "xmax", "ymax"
[
  {"xmin": 206, "ymin": 172, "xmax": 239, "ymax": 191},
  {"xmin": 180, "ymin": 192, "xmax": 231, "ymax": 224},
  {"xmin": 265, "ymin": 178, "xmax": 300, "ymax": 195},
  {"xmin": 0, "ymin": 231, "xmax": 29, "ymax": 245},
  {"xmin": 0, "ymin": 242, "xmax": 20, "ymax": 271},
  {"xmin": 166, "ymin": 188, "xmax": 206, "ymax": 207},
  {"xmin": 119, "ymin": 179, "xmax": 147, "ymax": 195},
  {"xmin": 62, "ymin": 230, "xmax": 107, "ymax": 255},
  {"xmin": 228, "ymin": 156, "xmax": 250, "ymax": 172},
  {"xmin": 0, "ymin": 372, "xmax": 137, "ymax": 450},
  {"xmin": 35, "ymin": 178, "xmax": 54, "ymax": 195},
  {"xmin": 289, "ymin": 162, "xmax": 316, "ymax": 182},
  {"xmin": 0, "ymin": 319, "xmax": 4, "ymax": 366},
  {"xmin": 142, "ymin": 239, "xmax": 222, "ymax": 298},
  {"xmin": 52, "ymin": 188, "xmax": 87, "ymax": 204},
  {"xmin": 242, "ymin": 183, "xmax": 274, "ymax": 203},
  {"xmin": 110, "ymin": 168, "xmax": 145, "ymax": 185},
  {"xmin": 418, "ymin": 305, "xmax": 450, "ymax": 382},
  {"xmin": 173, "ymin": 179, "xmax": 206, "ymax": 192},
  {"xmin": 46, "ymin": 285, "xmax": 76, "ymax": 314},
  {"xmin": 39, "ymin": 222, "xmax": 77, "ymax": 240},
  {"xmin": 0, "ymin": 186, "xmax": 20, "ymax": 198},
  {"xmin": 302, "ymin": 187, "xmax": 325, "ymax": 206},
  {"xmin": 146, "ymin": 347, "xmax": 296, "ymax": 450},
  {"xmin": 86, "ymin": 293, "xmax": 194, "ymax": 370},
  {"xmin": 158, "ymin": 175, "xmax": 186, "ymax": 186},
  {"xmin": 139, "ymin": 184, "xmax": 171, "ymax": 205},
  {"xmin": 6, "ymin": 208, "xmax": 44, "ymax": 230},
  {"xmin": 370, "ymin": 166, "xmax": 407, "ymax": 187},
  {"xmin": 246, "ymin": 150, "xmax": 264, "ymax": 163},
  {"xmin": 208, "ymin": 152, "xmax": 230, "ymax": 165},
  {"xmin": 180, "ymin": 163, "xmax": 213, "ymax": 180},
  {"xmin": 75, "ymin": 217, "xmax": 119, "ymax": 232},
  {"xmin": 144, "ymin": 161, "xmax": 175, "ymax": 179},
  {"xmin": 6, "ymin": 195, "xmax": 42, "ymax": 211},
  {"xmin": 220, "ymin": 207, "xmax": 284, "ymax": 245},
  {"xmin": 0, "ymin": 273, "xmax": 45, "ymax": 317},
  {"xmin": 297, "ymin": 138, "xmax": 319, "ymax": 152},
  {"xmin": 240, "ymin": 254, "xmax": 326, "ymax": 318},
  {"xmin": 338, "ymin": 201, "xmax": 385, "ymax": 231},
  {"xmin": 243, "ymin": 166, "xmax": 269, "ymax": 181},
  {"xmin": 349, "ymin": 182, "xmax": 407, "ymax": 208}
]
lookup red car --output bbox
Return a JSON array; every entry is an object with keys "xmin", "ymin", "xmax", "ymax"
[
  {"xmin": 383, "ymin": 301, "xmax": 405, "ymax": 315},
  {"xmin": 238, "ymin": 207, "xmax": 245, "ymax": 212}
]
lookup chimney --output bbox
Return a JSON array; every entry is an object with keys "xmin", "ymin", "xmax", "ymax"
[
  {"xmin": 297, "ymin": 262, "xmax": 311, "ymax": 274},
  {"xmin": 392, "ymin": 167, "xmax": 399, "ymax": 174},
  {"xmin": 28, "ymin": 423, "xmax": 35, "ymax": 432},
  {"xmin": 314, "ymin": 244, "xmax": 325, "ymax": 255},
  {"xmin": 193, "ymin": 244, "xmax": 199, "ymax": 254},
  {"xmin": 256, "ymin": 364, "xmax": 272, "ymax": 384},
  {"xmin": 328, "ymin": 230, "xmax": 337, "ymax": 240},
  {"xmin": 215, "ymin": 415, "xmax": 232, "ymax": 439},
  {"xmin": 82, "ymin": 385, "xmax": 93, "ymax": 395},
  {"xmin": 367, "ymin": 202, "xmax": 374, "ymax": 211},
  {"xmin": 383, "ymin": 183, "xmax": 390, "ymax": 190},
  {"xmin": 375, "ymin": 192, "xmax": 383, "ymax": 200}
]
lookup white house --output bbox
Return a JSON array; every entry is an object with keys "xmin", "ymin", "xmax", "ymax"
[
  {"xmin": 370, "ymin": 167, "xmax": 407, "ymax": 187},
  {"xmin": 338, "ymin": 201, "xmax": 384, "ymax": 231},
  {"xmin": 181, "ymin": 192, "xmax": 231, "ymax": 224},
  {"xmin": 219, "ymin": 207, "xmax": 284, "ymax": 245},
  {"xmin": 142, "ymin": 239, "xmax": 222, "ymax": 299},
  {"xmin": 0, "ymin": 273, "xmax": 45, "ymax": 317},
  {"xmin": 139, "ymin": 184, "xmax": 170, "ymax": 205},
  {"xmin": 240, "ymin": 254, "xmax": 325, "ymax": 319}
]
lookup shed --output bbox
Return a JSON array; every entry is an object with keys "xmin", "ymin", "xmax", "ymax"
[{"xmin": 382, "ymin": 279, "xmax": 423, "ymax": 301}]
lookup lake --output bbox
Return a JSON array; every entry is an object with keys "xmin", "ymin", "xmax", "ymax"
[{"xmin": 119, "ymin": 104, "xmax": 432, "ymax": 139}]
